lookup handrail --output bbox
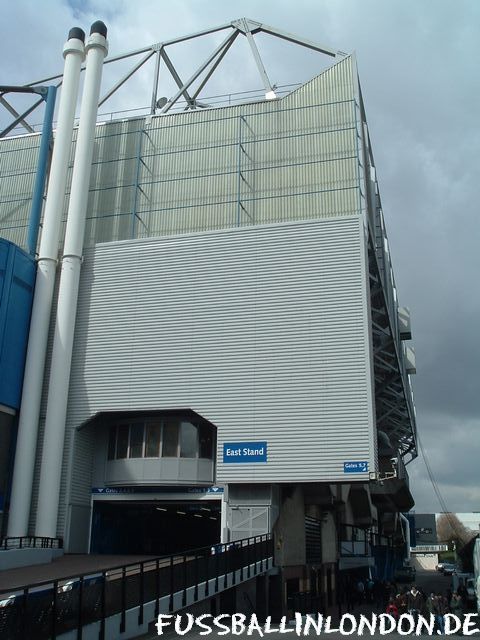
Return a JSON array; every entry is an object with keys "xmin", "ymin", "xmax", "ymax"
[
  {"xmin": 0, "ymin": 533, "xmax": 272, "ymax": 595},
  {"xmin": 338, "ymin": 523, "xmax": 397, "ymax": 557},
  {"xmin": 0, "ymin": 536, "xmax": 63, "ymax": 551},
  {"xmin": 0, "ymin": 533, "xmax": 273, "ymax": 640}
]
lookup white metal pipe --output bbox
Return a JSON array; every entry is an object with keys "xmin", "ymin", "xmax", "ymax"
[
  {"xmin": 7, "ymin": 29, "xmax": 85, "ymax": 538},
  {"xmin": 35, "ymin": 23, "xmax": 108, "ymax": 539},
  {"xmin": 400, "ymin": 512, "xmax": 411, "ymax": 559}
]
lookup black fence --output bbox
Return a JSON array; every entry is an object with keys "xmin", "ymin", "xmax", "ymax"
[
  {"xmin": 1, "ymin": 537, "xmax": 63, "ymax": 551},
  {"xmin": 0, "ymin": 534, "xmax": 272, "ymax": 640}
]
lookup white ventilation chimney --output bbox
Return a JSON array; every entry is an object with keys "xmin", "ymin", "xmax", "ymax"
[
  {"xmin": 8, "ymin": 28, "xmax": 86, "ymax": 537},
  {"xmin": 35, "ymin": 21, "xmax": 108, "ymax": 539}
]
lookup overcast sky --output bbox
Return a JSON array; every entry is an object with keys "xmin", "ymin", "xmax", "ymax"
[{"xmin": 1, "ymin": 0, "xmax": 479, "ymax": 517}]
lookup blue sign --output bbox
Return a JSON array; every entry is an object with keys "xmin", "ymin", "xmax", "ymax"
[
  {"xmin": 344, "ymin": 461, "xmax": 368, "ymax": 473},
  {"xmin": 223, "ymin": 442, "xmax": 267, "ymax": 463}
]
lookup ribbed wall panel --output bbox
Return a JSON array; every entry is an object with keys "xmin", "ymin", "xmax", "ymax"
[
  {"xmin": 284, "ymin": 56, "xmax": 356, "ymax": 108},
  {"xmin": 62, "ymin": 217, "xmax": 374, "ymax": 510},
  {"xmin": 0, "ymin": 135, "xmax": 41, "ymax": 249}
]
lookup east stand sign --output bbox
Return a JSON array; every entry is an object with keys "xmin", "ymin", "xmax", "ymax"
[{"xmin": 223, "ymin": 442, "xmax": 267, "ymax": 463}]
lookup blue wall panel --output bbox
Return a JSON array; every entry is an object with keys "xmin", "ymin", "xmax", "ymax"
[{"xmin": 0, "ymin": 239, "xmax": 36, "ymax": 410}]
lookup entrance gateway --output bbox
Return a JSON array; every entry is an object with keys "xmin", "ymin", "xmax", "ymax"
[{"xmin": 89, "ymin": 486, "xmax": 223, "ymax": 555}]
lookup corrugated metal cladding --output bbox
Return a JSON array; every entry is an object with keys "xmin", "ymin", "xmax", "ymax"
[
  {"xmin": 63, "ymin": 217, "xmax": 374, "ymax": 512},
  {"xmin": 0, "ymin": 239, "xmax": 36, "ymax": 409},
  {"xmin": 0, "ymin": 135, "xmax": 41, "ymax": 249},
  {"xmin": 0, "ymin": 56, "xmax": 360, "ymax": 251}
]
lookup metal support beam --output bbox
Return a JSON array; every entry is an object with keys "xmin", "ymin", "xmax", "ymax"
[
  {"xmin": 255, "ymin": 22, "xmax": 337, "ymax": 57},
  {"xmin": 99, "ymin": 49, "xmax": 155, "ymax": 107},
  {"xmin": 150, "ymin": 47, "xmax": 162, "ymax": 114},
  {"xmin": 160, "ymin": 30, "xmax": 243, "ymax": 113},
  {"xmin": 27, "ymin": 86, "xmax": 57, "ymax": 256},
  {"xmin": 0, "ymin": 96, "xmax": 35, "ymax": 134},
  {"xmin": 188, "ymin": 31, "xmax": 239, "ymax": 106},
  {"xmin": 242, "ymin": 19, "xmax": 275, "ymax": 98},
  {"xmin": 26, "ymin": 23, "xmax": 235, "ymax": 88},
  {"xmin": 160, "ymin": 49, "xmax": 197, "ymax": 109},
  {"xmin": 0, "ymin": 82, "xmax": 62, "ymax": 139}
]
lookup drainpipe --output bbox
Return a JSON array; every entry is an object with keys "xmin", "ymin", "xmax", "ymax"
[
  {"xmin": 7, "ymin": 28, "xmax": 86, "ymax": 537},
  {"xmin": 400, "ymin": 512, "xmax": 411, "ymax": 560},
  {"xmin": 27, "ymin": 85, "xmax": 57, "ymax": 257},
  {"xmin": 35, "ymin": 22, "xmax": 108, "ymax": 538}
]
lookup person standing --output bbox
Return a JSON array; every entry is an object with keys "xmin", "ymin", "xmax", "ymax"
[
  {"xmin": 450, "ymin": 591, "xmax": 463, "ymax": 618},
  {"xmin": 434, "ymin": 593, "xmax": 449, "ymax": 635},
  {"xmin": 407, "ymin": 585, "xmax": 424, "ymax": 623},
  {"xmin": 356, "ymin": 579, "xmax": 365, "ymax": 604},
  {"xmin": 386, "ymin": 597, "xmax": 399, "ymax": 619},
  {"xmin": 426, "ymin": 592, "xmax": 436, "ymax": 616},
  {"xmin": 396, "ymin": 590, "xmax": 408, "ymax": 616}
]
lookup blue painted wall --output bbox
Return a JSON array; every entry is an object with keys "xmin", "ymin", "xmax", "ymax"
[{"xmin": 0, "ymin": 239, "xmax": 36, "ymax": 410}]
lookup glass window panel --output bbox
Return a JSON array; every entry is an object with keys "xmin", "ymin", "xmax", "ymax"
[
  {"xmin": 162, "ymin": 419, "xmax": 179, "ymax": 457},
  {"xmin": 129, "ymin": 422, "xmax": 144, "ymax": 458},
  {"xmin": 145, "ymin": 423, "xmax": 161, "ymax": 458},
  {"xmin": 198, "ymin": 424, "xmax": 213, "ymax": 459},
  {"xmin": 116, "ymin": 424, "xmax": 129, "ymax": 459},
  {"xmin": 180, "ymin": 421, "xmax": 198, "ymax": 458},
  {"xmin": 107, "ymin": 425, "xmax": 116, "ymax": 460}
]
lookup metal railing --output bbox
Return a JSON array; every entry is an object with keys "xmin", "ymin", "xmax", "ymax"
[
  {"xmin": 0, "ymin": 537, "xmax": 63, "ymax": 551},
  {"xmin": 338, "ymin": 524, "xmax": 397, "ymax": 558},
  {"xmin": 2, "ymin": 83, "xmax": 304, "ymax": 138},
  {"xmin": 338, "ymin": 524, "xmax": 371, "ymax": 558},
  {"xmin": 0, "ymin": 534, "xmax": 272, "ymax": 640}
]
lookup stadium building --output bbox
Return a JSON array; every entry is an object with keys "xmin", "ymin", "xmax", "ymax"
[{"xmin": 0, "ymin": 19, "xmax": 417, "ymax": 605}]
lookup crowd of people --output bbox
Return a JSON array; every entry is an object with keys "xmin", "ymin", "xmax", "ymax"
[
  {"xmin": 344, "ymin": 577, "xmax": 468, "ymax": 633},
  {"xmin": 385, "ymin": 586, "xmax": 464, "ymax": 633}
]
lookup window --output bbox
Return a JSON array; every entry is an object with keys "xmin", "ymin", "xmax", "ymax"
[
  {"xmin": 107, "ymin": 425, "xmax": 117, "ymax": 460},
  {"xmin": 105, "ymin": 416, "xmax": 215, "ymax": 461},
  {"xmin": 180, "ymin": 421, "xmax": 197, "ymax": 458},
  {"xmin": 162, "ymin": 419, "xmax": 179, "ymax": 457},
  {"xmin": 145, "ymin": 423, "xmax": 161, "ymax": 457},
  {"xmin": 116, "ymin": 424, "xmax": 129, "ymax": 459},
  {"xmin": 129, "ymin": 422, "xmax": 144, "ymax": 458},
  {"xmin": 198, "ymin": 423, "xmax": 213, "ymax": 459}
]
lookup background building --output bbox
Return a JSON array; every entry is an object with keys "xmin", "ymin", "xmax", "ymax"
[{"xmin": 0, "ymin": 19, "xmax": 417, "ymax": 605}]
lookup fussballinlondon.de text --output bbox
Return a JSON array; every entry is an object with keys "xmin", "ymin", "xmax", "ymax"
[{"xmin": 156, "ymin": 612, "xmax": 480, "ymax": 636}]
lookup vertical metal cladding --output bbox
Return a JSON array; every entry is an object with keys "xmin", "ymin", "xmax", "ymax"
[
  {"xmin": 0, "ymin": 135, "xmax": 41, "ymax": 248},
  {"xmin": 0, "ymin": 239, "xmax": 36, "ymax": 409},
  {"xmin": 0, "ymin": 56, "xmax": 360, "ymax": 250},
  {"xmin": 0, "ymin": 56, "xmax": 359, "ymax": 250}
]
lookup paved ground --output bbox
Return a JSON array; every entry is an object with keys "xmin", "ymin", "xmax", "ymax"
[
  {"xmin": 1, "ymin": 560, "xmax": 476, "ymax": 638},
  {"xmin": 142, "ymin": 568, "xmax": 478, "ymax": 639},
  {"xmin": 0, "ymin": 553, "xmax": 157, "ymax": 590}
]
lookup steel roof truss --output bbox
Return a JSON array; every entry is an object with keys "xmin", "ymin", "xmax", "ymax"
[
  {"xmin": 160, "ymin": 30, "xmax": 240, "ymax": 113},
  {"xmin": 0, "ymin": 96, "xmax": 35, "ymax": 135},
  {"xmin": 5, "ymin": 18, "xmax": 341, "ymax": 133},
  {"xmin": 187, "ymin": 31, "xmax": 239, "ymax": 108},
  {"xmin": 160, "ymin": 48, "xmax": 198, "ymax": 109},
  {"xmin": 99, "ymin": 49, "xmax": 156, "ymax": 107},
  {"xmin": 241, "ymin": 19, "xmax": 275, "ymax": 97},
  {"xmin": 254, "ymin": 21, "xmax": 338, "ymax": 57}
]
